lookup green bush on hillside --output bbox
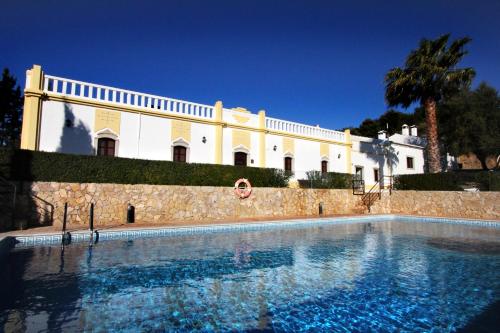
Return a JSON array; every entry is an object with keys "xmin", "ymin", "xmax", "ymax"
[
  {"xmin": 394, "ymin": 171, "xmax": 500, "ymax": 191},
  {"xmin": 0, "ymin": 149, "xmax": 291, "ymax": 187}
]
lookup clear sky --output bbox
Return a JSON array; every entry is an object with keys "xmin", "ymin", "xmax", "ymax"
[{"xmin": 1, "ymin": 0, "xmax": 499, "ymax": 130}]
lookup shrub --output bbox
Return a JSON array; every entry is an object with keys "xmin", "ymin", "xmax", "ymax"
[
  {"xmin": 298, "ymin": 171, "xmax": 353, "ymax": 189},
  {"xmin": 0, "ymin": 149, "xmax": 291, "ymax": 187},
  {"xmin": 393, "ymin": 171, "xmax": 500, "ymax": 191}
]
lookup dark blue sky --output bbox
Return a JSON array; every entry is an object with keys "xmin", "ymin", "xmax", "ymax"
[{"xmin": 1, "ymin": 0, "xmax": 499, "ymax": 130}]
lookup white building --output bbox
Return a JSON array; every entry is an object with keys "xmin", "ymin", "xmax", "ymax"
[
  {"xmin": 351, "ymin": 125, "xmax": 425, "ymax": 188},
  {"xmin": 21, "ymin": 65, "xmax": 426, "ymax": 186}
]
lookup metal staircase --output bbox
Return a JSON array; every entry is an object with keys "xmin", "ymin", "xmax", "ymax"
[{"xmin": 352, "ymin": 176, "xmax": 393, "ymax": 212}]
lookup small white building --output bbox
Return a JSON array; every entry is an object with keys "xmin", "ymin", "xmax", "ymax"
[
  {"xmin": 351, "ymin": 125, "xmax": 425, "ymax": 188},
  {"xmin": 20, "ymin": 65, "xmax": 426, "ymax": 185}
]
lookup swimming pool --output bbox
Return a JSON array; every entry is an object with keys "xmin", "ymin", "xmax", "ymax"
[{"xmin": 1, "ymin": 217, "xmax": 499, "ymax": 332}]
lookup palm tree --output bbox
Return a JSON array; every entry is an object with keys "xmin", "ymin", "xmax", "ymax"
[{"xmin": 384, "ymin": 34, "xmax": 475, "ymax": 173}]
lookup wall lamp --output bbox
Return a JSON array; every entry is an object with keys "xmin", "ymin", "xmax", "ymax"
[
  {"xmin": 273, "ymin": 145, "xmax": 277, "ymax": 151},
  {"xmin": 338, "ymin": 154, "xmax": 341, "ymax": 159},
  {"xmin": 202, "ymin": 136, "xmax": 207, "ymax": 144}
]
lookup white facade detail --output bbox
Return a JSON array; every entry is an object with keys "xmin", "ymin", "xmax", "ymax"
[{"xmin": 28, "ymin": 68, "xmax": 427, "ymax": 183}]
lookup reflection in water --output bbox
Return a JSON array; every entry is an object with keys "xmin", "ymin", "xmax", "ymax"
[
  {"xmin": 427, "ymin": 238, "xmax": 500, "ymax": 254},
  {"xmin": 0, "ymin": 221, "xmax": 499, "ymax": 332}
]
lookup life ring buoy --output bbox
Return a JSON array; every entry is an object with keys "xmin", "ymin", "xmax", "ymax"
[{"xmin": 234, "ymin": 178, "xmax": 252, "ymax": 199}]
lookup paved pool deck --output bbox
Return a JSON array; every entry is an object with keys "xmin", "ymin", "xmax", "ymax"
[
  {"xmin": 1, "ymin": 214, "xmax": 361, "ymax": 238},
  {"xmin": 1, "ymin": 213, "xmax": 499, "ymax": 240}
]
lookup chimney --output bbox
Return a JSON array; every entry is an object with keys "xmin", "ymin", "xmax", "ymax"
[
  {"xmin": 378, "ymin": 130, "xmax": 387, "ymax": 140},
  {"xmin": 410, "ymin": 125, "xmax": 418, "ymax": 136},
  {"xmin": 401, "ymin": 124, "xmax": 409, "ymax": 136}
]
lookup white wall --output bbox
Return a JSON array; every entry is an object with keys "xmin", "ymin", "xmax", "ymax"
[
  {"xmin": 39, "ymin": 100, "xmax": 95, "ymax": 155},
  {"xmin": 328, "ymin": 144, "xmax": 347, "ymax": 173},
  {"xmin": 294, "ymin": 138, "xmax": 321, "ymax": 179},
  {"xmin": 391, "ymin": 145, "xmax": 425, "ymax": 175},
  {"xmin": 138, "ymin": 115, "xmax": 171, "ymax": 161},
  {"xmin": 249, "ymin": 131, "xmax": 260, "ymax": 167},
  {"xmin": 222, "ymin": 127, "xmax": 233, "ymax": 165},
  {"xmin": 265, "ymin": 134, "xmax": 284, "ymax": 170},
  {"xmin": 119, "ymin": 112, "xmax": 140, "ymax": 158},
  {"xmin": 351, "ymin": 136, "xmax": 425, "ymax": 185},
  {"xmin": 36, "ymin": 100, "xmax": 425, "ymax": 180},
  {"xmin": 189, "ymin": 123, "xmax": 215, "ymax": 164}
]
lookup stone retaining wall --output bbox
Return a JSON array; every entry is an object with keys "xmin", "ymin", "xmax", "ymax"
[
  {"xmin": 19, "ymin": 182, "xmax": 364, "ymax": 227},
  {"xmin": 370, "ymin": 190, "xmax": 500, "ymax": 220},
  {"xmin": 5, "ymin": 183, "xmax": 500, "ymax": 229}
]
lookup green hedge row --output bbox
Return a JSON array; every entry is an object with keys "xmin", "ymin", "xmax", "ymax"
[
  {"xmin": 0, "ymin": 149, "xmax": 291, "ymax": 187},
  {"xmin": 298, "ymin": 171, "xmax": 353, "ymax": 189},
  {"xmin": 394, "ymin": 171, "xmax": 500, "ymax": 191}
]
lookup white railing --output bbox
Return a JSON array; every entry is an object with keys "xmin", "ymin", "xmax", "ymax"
[
  {"xmin": 43, "ymin": 75, "xmax": 215, "ymax": 120},
  {"xmin": 266, "ymin": 117, "xmax": 346, "ymax": 142}
]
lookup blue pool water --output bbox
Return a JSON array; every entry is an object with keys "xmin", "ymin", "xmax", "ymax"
[{"xmin": 1, "ymin": 220, "xmax": 499, "ymax": 332}]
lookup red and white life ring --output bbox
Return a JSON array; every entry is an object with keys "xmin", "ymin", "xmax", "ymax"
[{"xmin": 234, "ymin": 178, "xmax": 252, "ymax": 199}]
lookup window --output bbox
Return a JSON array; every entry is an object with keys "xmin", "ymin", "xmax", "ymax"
[
  {"xmin": 373, "ymin": 168, "xmax": 379, "ymax": 182},
  {"xmin": 97, "ymin": 138, "xmax": 115, "ymax": 156},
  {"xmin": 284, "ymin": 157, "xmax": 293, "ymax": 172},
  {"xmin": 173, "ymin": 146, "xmax": 187, "ymax": 162},
  {"xmin": 234, "ymin": 152, "xmax": 247, "ymax": 166},
  {"xmin": 406, "ymin": 156, "xmax": 414, "ymax": 169},
  {"xmin": 321, "ymin": 160, "xmax": 328, "ymax": 173},
  {"xmin": 355, "ymin": 166, "xmax": 363, "ymax": 180}
]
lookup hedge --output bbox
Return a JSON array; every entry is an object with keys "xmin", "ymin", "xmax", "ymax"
[
  {"xmin": 394, "ymin": 171, "xmax": 500, "ymax": 191},
  {"xmin": 0, "ymin": 149, "xmax": 291, "ymax": 187},
  {"xmin": 298, "ymin": 170, "xmax": 353, "ymax": 189}
]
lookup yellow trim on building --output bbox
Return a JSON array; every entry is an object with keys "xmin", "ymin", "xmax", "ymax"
[
  {"xmin": 24, "ymin": 66, "xmax": 354, "ymax": 172},
  {"xmin": 232, "ymin": 107, "xmax": 250, "ymax": 113},
  {"xmin": 171, "ymin": 119, "xmax": 191, "ymax": 142},
  {"xmin": 232, "ymin": 114, "xmax": 250, "ymax": 124},
  {"xmin": 20, "ymin": 65, "xmax": 43, "ymax": 150},
  {"xmin": 232, "ymin": 129, "xmax": 251, "ymax": 150},
  {"xmin": 320, "ymin": 143, "xmax": 329, "ymax": 158},
  {"xmin": 36, "ymin": 90, "xmax": 351, "ymax": 147},
  {"xmin": 344, "ymin": 129, "xmax": 352, "ymax": 174},
  {"xmin": 94, "ymin": 109, "xmax": 121, "ymax": 134},
  {"xmin": 214, "ymin": 101, "xmax": 223, "ymax": 164},
  {"xmin": 258, "ymin": 110, "xmax": 266, "ymax": 167},
  {"xmin": 283, "ymin": 137, "xmax": 295, "ymax": 155}
]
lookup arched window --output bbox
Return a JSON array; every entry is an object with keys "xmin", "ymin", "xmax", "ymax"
[
  {"xmin": 173, "ymin": 146, "xmax": 187, "ymax": 162},
  {"xmin": 97, "ymin": 138, "xmax": 115, "ymax": 156},
  {"xmin": 284, "ymin": 156, "xmax": 293, "ymax": 172},
  {"xmin": 234, "ymin": 152, "xmax": 247, "ymax": 166},
  {"xmin": 321, "ymin": 160, "xmax": 328, "ymax": 173}
]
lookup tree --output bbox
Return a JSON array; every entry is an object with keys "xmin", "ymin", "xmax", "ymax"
[
  {"xmin": 384, "ymin": 34, "xmax": 475, "ymax": 173},
  {"xmin": 349, "ymin": 109, "xmax": 423, "ymax": 138},
  {"xmin": 0, "ymin": 68, "xmax": 23, "ymax": 147},
  {"xmin": 438, "ymin": 83, "xmax": 500, "ymax": 169}
]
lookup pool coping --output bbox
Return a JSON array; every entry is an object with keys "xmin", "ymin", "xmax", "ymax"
[{"xmin": 1, "ymin": 214, "xmax": 498, "ymax": 249}]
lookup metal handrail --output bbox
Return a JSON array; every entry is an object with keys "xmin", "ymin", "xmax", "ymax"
[
  {"xmin": 31, "ymin": 194, "xmax": 54, "ymax": 225},
  {"xmin": 352, "ymin": 178, "xmax": 365, "ymax": 195},
  {"xmin": 362, "ymin": 181, "xmax": 382, "ymax": 212},
  {"xmin": 382, "ymin": 175, "xmax": 393, "ymax": 195}
]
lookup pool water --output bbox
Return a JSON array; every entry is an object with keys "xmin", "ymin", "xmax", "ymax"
[{"xmin": 1, "ymin": 220, "xmax": 500, "ymax": 332}]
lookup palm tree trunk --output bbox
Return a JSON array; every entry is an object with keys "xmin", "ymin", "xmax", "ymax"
[
  {"xmin": 424, "ymin": 97, "xmax": 442, "ymax": 173},
  {"xmin": 475, "ymin": 151, "xmax": 489, "ymax": 170}
]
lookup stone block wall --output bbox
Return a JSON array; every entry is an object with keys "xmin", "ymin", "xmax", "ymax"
[
  {"xmin": 5, "ymin": 183, "xmax": 499, "ymax": 230},
  {"xmin": 20, "ymin": 182, "xmax": 365, "ymax": 228},
  {"xmin": 370, "ymin": 190, "xmax": 500, "ymax": 220}
]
